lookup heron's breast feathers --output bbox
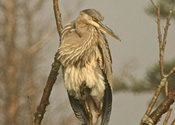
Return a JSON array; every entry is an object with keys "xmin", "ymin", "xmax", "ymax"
[{"xmin": 63, "ymin": 55, "xmax": 105, "ymax": 100}]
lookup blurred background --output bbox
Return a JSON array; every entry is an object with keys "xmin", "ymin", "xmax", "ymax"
[{"xmin": 0, "ymin": 0, "xmax": 175, "ymax": 125}]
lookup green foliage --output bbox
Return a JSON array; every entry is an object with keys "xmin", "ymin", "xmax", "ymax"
[
  {"xmin": 145, "ymin": 59, "xmax": 175, "ymax": 91},
  {"xmin": 145, "ymin": 0, "xmax": 175, "ymax": 19},
  {"xmin": 113, "ymin": 59, "xmax": 175, "ymax": 93},
  {"xmin": 113, "ymin": 76, "xmax": 151, "ymax": 93}
]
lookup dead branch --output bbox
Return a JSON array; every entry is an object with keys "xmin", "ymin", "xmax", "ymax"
[
  {"xmin": 150, "ymin": 0, "xmax": 157, "ymax": 9},
  {"xmin": 157, "ymin": 6, "xmax": 173, "ymax": 78},
  {"xmin": 33, "ymin": 0, "xmax": 62, "ymax": 124},
  {"xmin": 171, "ymin": 118, "xmax": 175, "ymax": 125},
  {"xmin": 140, "ymin": 1, "xmax": 175, "ymax": 125},
  {"xmin": 167, "ymin": 67, "xmax": 175, "ymax": 78},
  {"xmin": 4, "ymin": 0, "xmax": 19, "ymax": 124},
  {"xmin": 163, "ymin": 108, "xmax": 172, "ymax": 125},
  {"xmin": 150, "ymin": 88, "xmax": 175, "ymax": 124},
  {"xmin": 157, "ymin": 5, "xmax": 164, "ymax": 77},
  {"xmin": 31, "ymin": 0, "xmax": 46, "ymax": 13},
  {"xmin": 34, "ymin": 55, "xmax": 61, "ymax": 125},
  {"xmin": 162, "ymin": 11, "xmax": 172, "ymax": 52},
  {"xmin": 163, "ymin": 80, "xmax": 173, "ymax": 125},
  {"xmin": 28, "ymin": 29, "xmax": 57, "ymax": 55},
  {"xmin": 53, "ymin": 0, "xmax": 63, "ymax": 37},
  {"xmin": 145, "ymin": 78, "xmax": 166, "ymax": 115}
]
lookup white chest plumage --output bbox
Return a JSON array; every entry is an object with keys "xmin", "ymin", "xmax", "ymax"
[{"xmin": 63, "ymin": 55, "xmax": 105, "ymax": 101}]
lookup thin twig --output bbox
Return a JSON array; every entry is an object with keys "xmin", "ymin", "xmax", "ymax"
[
  {"xmin": 171, "ymin": 118, "xmax": 175, "ymax": 125},
  {"xmin": 165, "ymin": 81, "xmax": 169, "ymax": 96},
  {"xmin": 157, "ymin": 5, "xmax": 165, "ymax": 77},
  {"xmin": 28, "ymin": 29, "xmax": 57, "ymax": 55},
  {"xmin": 167, "ymin": 67, "xmax": 175, "ymax": 78},
  {"xmin": 163, "ymin": 77, "xmax": 172, "ymax": 125},
  {"xmin": 163, "ymin": 108, "xmax": 172, "ymax": 125},
  {"xmin": 33, "ymin": 0, "xmax": 62, "ymax": 124},
  {"xmin": 145, "ymin": 79, "xmax": 166, "ymax": 115},
  {"xmin": 162, "ymin": 11, "xmax": 172, "ymax": 51},
  {"xmin": 150, "ymin": 0, "xmax": 157, "ymax": 9},
  {"xmin": 163, "ymin": 80, "xmax": 171, "ymax": 125}
]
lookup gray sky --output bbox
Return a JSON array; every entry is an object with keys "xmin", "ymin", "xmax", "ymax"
[{"xmin": 40, "ymin": 0, "xmax": 175, "ymax": 124}]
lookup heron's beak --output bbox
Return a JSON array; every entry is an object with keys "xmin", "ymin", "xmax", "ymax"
[{"xmin": 97, "ymin": 21, "xmax": 121, "ymax": 42}]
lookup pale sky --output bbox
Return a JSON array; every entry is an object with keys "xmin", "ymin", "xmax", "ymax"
[{"xmin": 39, "ymin": 0, "xmax": 175, "ymax": 124}]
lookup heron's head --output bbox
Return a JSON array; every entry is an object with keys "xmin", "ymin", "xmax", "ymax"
[{"xmin": 79, "ymin": 9, "xmax": 121, "ymax": 41}]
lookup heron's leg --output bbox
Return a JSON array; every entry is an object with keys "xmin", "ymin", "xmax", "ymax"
[
  {"xmin": 89, "ymin": 96, "xmax": 101, "ymax": 117},
  {"xmin": 94, "ymin": 106, "xmax": 101, "ymax": 117},
  {"xmin": 85, "ymin": 100, "xmax": 93, "ymax": 125}
]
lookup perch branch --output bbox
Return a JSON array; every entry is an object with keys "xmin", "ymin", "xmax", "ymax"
[
  {"xmin": 53, "ymin": 0, "xmax": 63, "ymax": 37},
  {"xmin": 33, "ymin": 0, "xmax": 62, "ymax": 124}
]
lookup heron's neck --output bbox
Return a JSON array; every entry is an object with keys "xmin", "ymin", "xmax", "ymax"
[{"xmin": 74, "ymin": 22, "xmax": 89, "ymax": 37}]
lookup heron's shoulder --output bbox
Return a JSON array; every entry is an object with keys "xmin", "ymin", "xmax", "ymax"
[{"xmin": 61, "ymin": 21, "xmax": 77, "ymax": 40}]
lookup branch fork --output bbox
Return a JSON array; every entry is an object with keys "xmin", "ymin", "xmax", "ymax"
[{"xmin": 140, "ymin": 1, "xmax": 175, "ymax": 125}]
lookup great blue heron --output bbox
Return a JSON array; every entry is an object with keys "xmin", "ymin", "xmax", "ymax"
[{"xmin": 58, "ymin": 9, "xmax": 121, "ymax": 125}]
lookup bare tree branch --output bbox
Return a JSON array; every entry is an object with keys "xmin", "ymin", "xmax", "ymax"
[
  {"xmin": 28, "ymin": 29, "xmax": 57, "ymax": 55},
  {"xmin": 163, "ymin": 81, "xmax": 172, "ymax": 125},
  {"xmin": 157, "ymin": 5, "xmax": 164, "ymax": 77},
  {"xmin": 150, "ymin": 0, "xmax": 157, "ymax": 9},
  {"xmin": 4, "ymin": 0, "xmax": 19, "ymax": 124},
  {"xmin": 0, "ymin": 3, "xmax": 5, "ymax": 10},
  {"xmin": 162, "ymin": 11, "xmax": 172, "ymax": 52},
  {"xmin": 140, "ymin": 1, "xmax": 175, "ymax": 125},
  {"xmin": 145, "ymin": 78, "xmax": 166, "ymax": 115},
  {"xmin": 33, "ymin": 0, "xmax": 62, "ymax": 124},
  {"xmin": 171, "ymin": 118, "xmax": 175, "ymax": 125},
  {"xmin": 31, "ymin": 0, "xmax": 46, "ymax": 13},
  {"xmin": 53, "ymin": 0, "xmax": 63, "ymax": 37},
  {"xmin": 167, "ymin": 67, "xmax": 175, "ymax": 78},
  {"xmin": 165, "ymin": 81, "xmax": 169, "ymax": 96},
  {"xmin": 150, "ymin": 88, "xmax": 175, "ymax": 124},
  {"xmin": 163, "ymin": 108, "xmax": 172, "ymax": 125},
  {"xmin": 34, "ymin": 54, "xmax": 61, "ymax": 125}
]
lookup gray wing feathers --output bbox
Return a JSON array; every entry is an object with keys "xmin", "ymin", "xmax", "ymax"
[
  {"xmin": 98, "ymin": 34, "xmax": 113, "ymax": 125},
  {"xmin": 101, "ymin": 73, "xmax": 112, "ymax": 125},
  {"xmin": 68, "ymin": 95, "xmax": 89, "ymax": 125}
]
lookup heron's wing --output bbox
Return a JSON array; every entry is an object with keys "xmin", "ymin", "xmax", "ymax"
[
  {"xmin": 97, "ymin": 35, "xmax": 113, "ymax": 125},
  {"xmin": 68, "ymin": 94, "xmax": 89, "ymax": 125},
  {"xmin": 101, "ymin": 75, "xmax": 112, "ymax": 125}
]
